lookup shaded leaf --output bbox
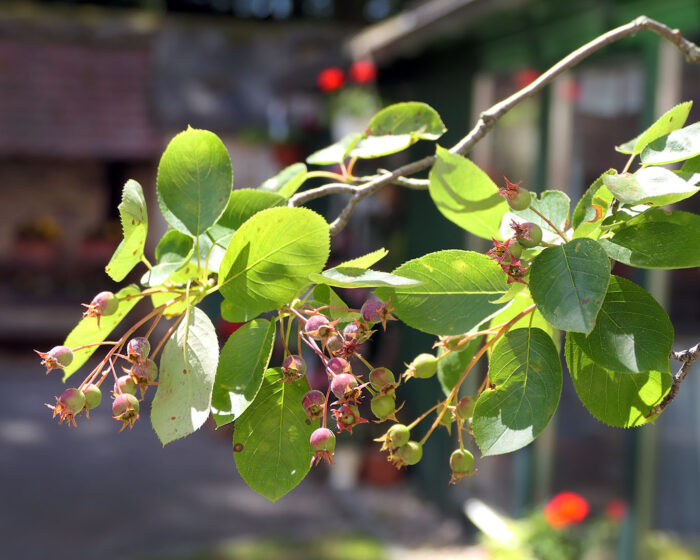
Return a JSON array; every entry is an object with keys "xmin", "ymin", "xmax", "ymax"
[
  {"xmin": 105, "ymin": 180, "xmax": 148, "ymax": 282},
  {"xmin": 211, "ymin": 319, "xmax": 276, "ymax": 426},
  {"xmin": 429, "ymin": 147, "xmax": 509, "ymax": 240},
  {"xmin": 473, "ymin": 328, "xmax": 562, "ymax": 456},
  {"xmin": 234, "ymin": 369, "xmax": 317, "ymax": 502},
  {"xmin": 374, "ymin": 250, "xmax": 508, "ymax": 336},
  {"xmin": 151, "ymin": 307, "xmax": 219, "ymax": 445},
  {"xmin": 310, "ymin": 284, "xmax": 360, "ymax": 322},
  {"xmin": 572, "ymin": 170, "xmax": 615, "ymax": 230},
  {"xmin": 599, "ymin": 209, "xmax": 700, "ymax": 269},
  {"xmin": 529, "ymin": 239, "xmax": 610, "ymax": 334},
  {"xmin": 437, "ymin": 336, "xmax": 482, "ymax": 397},
  {"xmin": 565, "ymin": 334, "xmax": 671, "ymax": 427},
  {"xmin": 216, "ymin": 189, "xmax": 286, "ymax": 233},
  {"xmin": 570, "ymin": 276, "xmax": 672, "ymax": 373}
]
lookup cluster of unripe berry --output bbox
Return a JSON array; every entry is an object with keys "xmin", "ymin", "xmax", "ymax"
[
  {"xmin": 289, "ymin": 298, "xmax": 477, "ymax": 482},
  {"xmin": 489, "ymin": 178, "xmax": 545, "ymax": 285},
  {"xmin": 37, "ymin": 291, "xmax": 158, "ymax": 431}
]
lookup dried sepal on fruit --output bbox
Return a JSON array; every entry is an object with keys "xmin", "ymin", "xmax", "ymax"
[{"xmin": 35, "ymin": 345, "xmax": 74, "ymax": 375}]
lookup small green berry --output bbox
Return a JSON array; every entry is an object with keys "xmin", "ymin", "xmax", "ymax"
[
  {"xmin": 386, "ymin": 424, "xmax": 410, "ymax": 448},
  {"xmin": 397, "ymin": 441, "xmax": 422, "ymax": 466}
]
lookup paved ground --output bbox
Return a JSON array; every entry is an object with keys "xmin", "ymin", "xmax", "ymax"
[{"xmin": 0, "ymin": 351, "xmax": 484, "ymax": 560}]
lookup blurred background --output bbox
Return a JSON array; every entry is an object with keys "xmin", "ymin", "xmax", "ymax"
[{"xmin": 1, "ymin": 0, "xmax": 699, "ymax": 559}]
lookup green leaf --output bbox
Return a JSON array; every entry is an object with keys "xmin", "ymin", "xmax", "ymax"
[
  {"xmin": 529, "ymin": 239, "xmax": 610, "ymax": 334},
  {"xmin": 105, "ymin": 180, "xmax": 148, "ymax": 282},
  {"xmin": 151, "ymin": 307, "xmax": 219, "ymax": 445},
  {"xmin": 572, "ymin": 170, "xmax": 615, "ymax": 230},
  {"xmin": 157, "ymin": 127, "xmax": 233, "ymax": 236},
  {"xmin": 216, "ymin": 188, "xmax": 286, "ymax": 236},
  {"xmin": 437, "ymin": 336, "xmax": 482, "ymax": 397},
  {"xmin": 310, "ymin": 284, "xmax": 360, "ymax": 322},
  {"xmin": 259, "ymin": 163, "xmax": 307, "ymax": 198},
  {"xmin": 306, "ymin": 133, "xmax": 360, "ymax": 165},
  {"xmin": 640, "ymin": 122, "xmax": 700, "ymax": 165},
  {"xmin": 219, "ymin": 207, "xmax": 330, "ymax": 322},
  {"xmin": 428, "ymin": 147, "xmax": 509, "ymax": 240},
  {"xmin": 570, "ymin": 276, "xmax": 672, "ymax": 374},
  {"xmin": 234, "ymin": 369, "xmax": 317, "ymax": 502},
  {"xmin": 61, "ymin": 285, "xmax": 141, "ymax": 381},
  {"xmin": 150, "ymin": 291, "xmax": 199, "ymax": 319},
  {"xmin": 565, "ymin": 334, "xmax": 671, "ymax": 427},
  {"xmin": 309, "ymin": 267, "xmax": 421, "ymax": 289},
  {"xmin": 616, "ymin": 102, "xmax": 693, "ymax": 155},
  {"xmin": 334, "ymin": 248, "xmax": 388, "ymax": 269},
  {"xmin": 488, "ymin": 290, "xmax": 559, "ymax": 352},
  {"xmin": 374, "ymin": 250, "xmax": 508, "ymax": 336},
  {"xmin": 350, "ymin": 102, "xmax": 446, "ymax": 159},
  {"xmin": 501, "ymin": 190, "xmax": 571, "ymax": 243},
  {"xmin": 473, "ymin": 328, "xmax": 562, "ymax": 456},
  {"xmin": 678, "ymin": 155, "xmax": 700, "ymax": 185},
  {"xmin": 603, "ymin": 167, "xmax": 699, "ymax": 206},
  {"xmin": 211, "ymin": 319, "xmax": 276, "ymax": 426},
  {"xmin": 599, "ymin": 208, "xmax": 700, "ymax": 269},
  {"xmin": 141, "ymin": 230, "xmax": 194, "ymax": 287}
]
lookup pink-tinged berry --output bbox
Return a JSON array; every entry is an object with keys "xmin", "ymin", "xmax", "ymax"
[
  {"xmin": 386, "ymin": 423, "xmax": 410, "ymax": 449},
  {"xmin": 130, "ymin": 358, "xmax": 158, "ymax": 397},
  {"xmin": 83, "ymin": 384, "xmax": 102, "ymax": 415},
  {"xmin": 126, "ymin": 337, "xmax": 150, "ymax": 363},
  {"xmin": 392, "ymin": 440, "xmax": 423, "ymax": 468},
  {"xmin": 82, "ymin": 291, "xmax": 119, "ymax": 326},
  {"xmin": 302, "ymin": 390, "xmax": 326, "ymax": 421},
  {"xmin": 360, "ymin": 298, "xmax": 395, "ymax": 330},
  {"xmin": 343, "ymin": 320, "xmax": 373, "ymax": 344},
  {"xmin": 327, "ymin": 357, "xmax": 350, "ymax": 376},
  {"xmin": 510, "ymin": 220, "xmax": 542, "ymax": 248},
  {"xmin": 332, "ymin": 403, "xmax": 368, "ymax": 434},
  {"xmin": 281, "ymin": 355, "xmax": 306, "ymax": 382},
  {"xmin": 456, "ymin": 396, "xmax": 476, "ymax": 420},
  {"xmin": 330, "ymin": 373, "xmax": 359, "ymax": 400},
  {"xmin": 310, "ymin": 427, "xmax": 336, "ymax": 466},
  {"xmin": 112, "ymin": 393, "xmax": 140, "ymax": 432},
  {"xmin": 305, "ymin": 314, "xmax": 331, "ymax": 339},
  {"xmin": 47, "ymin": 387, "xmax": 86, "ymax": 427},
  {"xmin": 449, "ymin": 448, "xmax": 476, "ymax": 484},
  {"xmin": 325, "ymin": 333, "xmax": 343, "ymax": 355},
  {"xmin": 369, "ymin": 367, "xmax": 396, "ymax": 394},
  {"xmin": 113, "ymin": 375, "xmax": 137, "ymax": 396},
  {"xmin": 371, "ymin": 394, "xmax": 397, "ymax": 422},
  {"xmin": 35, "ymin": 345, "xmax": 74, "ymax": 375},
  {"xmin": 403, "ymin": 353, "xmax": 438, "ymax": 380},
  {"xmin": 501, "ymin": 259, "xmax": 529, "ymax": 285}
]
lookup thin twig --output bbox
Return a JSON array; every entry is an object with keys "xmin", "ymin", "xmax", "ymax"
[
  {"xmin": 649, "ymin": 343, "xmax": 700, "ymax": 416},
  {"xmin": 290, "ymin": 16, "xmax": 700, "ymax": 236}
]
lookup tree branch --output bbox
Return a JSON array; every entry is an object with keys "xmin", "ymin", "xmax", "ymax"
[
  {"xmin": 290, "ymin": 16, "xmax": 700, "ymax": 235},
  {"xmin": 649, "ymin": 343, "xmax": 700, "ymax": 417}
]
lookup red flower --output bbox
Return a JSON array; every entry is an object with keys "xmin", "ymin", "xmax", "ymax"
[
  {"xmin": 544, "ymin": 492, "xmax": 589, "ymax": 529},
  {"xmin": 605, "ymin": 499, "xmax": 627, "ymax": 522},
  {"xmin": 349, "ymin": 60, "xmax": 377, "ymax": 84},
  {"xmin": 317, "ymin": 67, "xmax": 345, "ymax": 92}
]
